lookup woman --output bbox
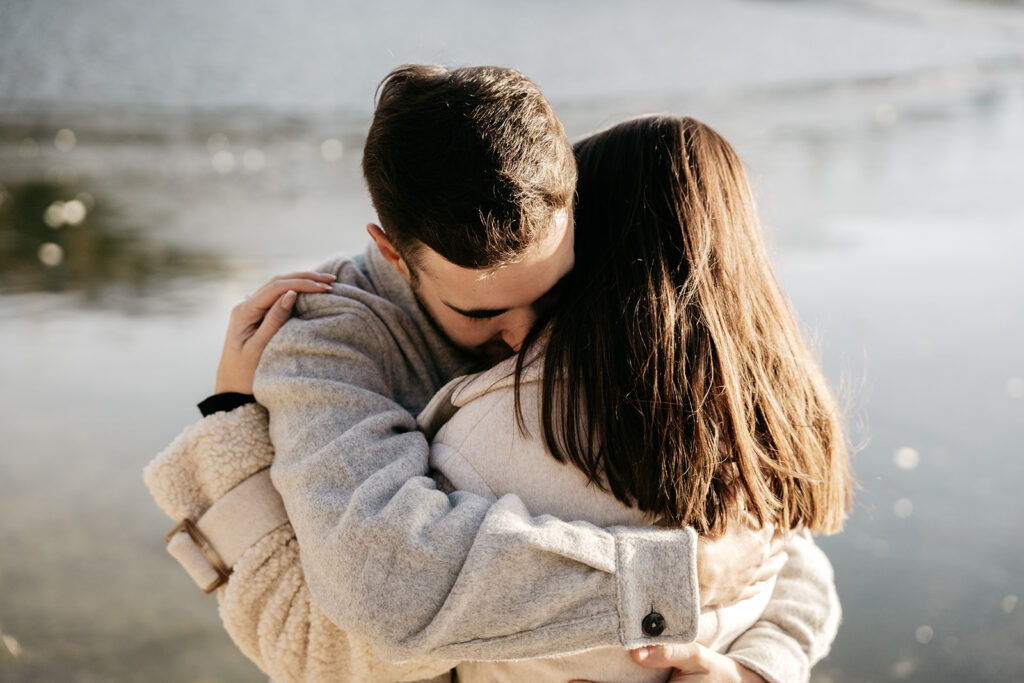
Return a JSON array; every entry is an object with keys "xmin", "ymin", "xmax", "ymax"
[
  {"xmin": 418, "ymin": 114, "xmax": 850, "ymax": 682},
  {"xmin": 146, "ymin": 115, "xmax": 849, "ymax": 682}
]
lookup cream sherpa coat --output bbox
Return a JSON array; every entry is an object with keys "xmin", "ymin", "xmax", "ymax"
[{"xmin": 145, "ymin": 403, "xmax": 454, "ymax": 683}]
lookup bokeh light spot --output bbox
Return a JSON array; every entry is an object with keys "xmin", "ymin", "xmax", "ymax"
[
  {"xmin": 894, "ymin": 498, "xmax": 914, "ymax": 518},
  {"xmin": 212, "ymin": 150, "xmax": 236, "ymax": 174},
  {"xmin": 38, "ymin": 242, "xmax": 64, "ymax": 267},
  {"xmin": 44, "ymin": 201, "xmax": 66, "ymax": 228},
  {"xmin": 1003, "ymin": 595, "xmax": 1019, "ymax": 614},
  {"xmin": 55, "ymin": 128, "xmax": 77, "ymax": 152},
  {"xmin": 894, "ymin": 446, "xmax": 920, "ymax": 470},
  {"xmin": 63, "ymin": 199, "xmax": 87, "ymax": 225},
  {"xmin": 915, "ymin": 625, "xmax": 933, "ymax": 644},
  {"xmin": 320, "ymin": 138, "xmax": 344, "ymax": 162}
]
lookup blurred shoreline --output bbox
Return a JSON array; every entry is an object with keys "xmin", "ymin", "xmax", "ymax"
[{"xmin": 2, "ymin": 48, "xmax": 1023, "ymax": 145}]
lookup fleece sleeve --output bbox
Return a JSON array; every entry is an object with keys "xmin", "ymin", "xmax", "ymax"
[
  {"xmin": 253, "ymin": 298, "xmax": 701, "ymax": 662},
  {"xmin": 726, "ymin": 530, "xmax": 841, "ymax": 683}
]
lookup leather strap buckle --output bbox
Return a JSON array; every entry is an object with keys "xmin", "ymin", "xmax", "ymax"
[
  {"xmin": 165, "ymin": 517, "xmax": 232, "ymax": 594},
  {"xmin": 161, "ymin": 469, "xmax": 287, "ymax": 594}
]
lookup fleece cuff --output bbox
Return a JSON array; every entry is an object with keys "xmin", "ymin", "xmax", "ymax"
[{"xmin": 611, "ymin": 526, "xmax": 700, "ymax": 647}]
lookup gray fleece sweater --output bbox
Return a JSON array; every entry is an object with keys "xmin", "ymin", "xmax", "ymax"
[
  {"xmin": 144, "ymin": 399, "xmax": 835, "ymax": 682},
  {"xmin": 254, "ymin": 245, "xmax": 703, "ymax": 661},
  {"xmin": 252, "ymin": 245, "xmax": 835, "ymax": 675}
]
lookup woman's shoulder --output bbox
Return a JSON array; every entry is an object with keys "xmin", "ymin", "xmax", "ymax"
[{"xmin": 427, "ymin": 355, "xmax": 651, "ymax": 527}]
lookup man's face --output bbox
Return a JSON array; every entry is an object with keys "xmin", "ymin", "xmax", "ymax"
[{"xmin": 405, "ymin": 209, "xmax": 574, "ymax": 362}]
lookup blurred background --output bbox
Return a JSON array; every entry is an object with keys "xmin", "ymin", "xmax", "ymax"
[{"xmin": 1, "ymin": 0, "xmax": 1022, "ymax": 681}]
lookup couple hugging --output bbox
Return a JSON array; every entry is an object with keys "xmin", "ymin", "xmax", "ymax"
[{"xmin": 146, "ymin": 64, "xmax": 852, "ymax": 683}]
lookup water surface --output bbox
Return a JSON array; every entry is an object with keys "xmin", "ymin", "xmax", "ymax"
[{"xmin": 2, "ymin": 1, "xmax": 1023, "ymax": 681}]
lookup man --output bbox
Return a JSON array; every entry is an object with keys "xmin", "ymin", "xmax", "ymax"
[{"xmin": 248, "ymin": 65, "xmax": 831, "ymax": 680}]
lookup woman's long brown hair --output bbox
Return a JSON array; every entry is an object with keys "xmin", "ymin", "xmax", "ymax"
[{"xmin": 517, "ymin": 115, "xmax": 851, "ymax": 535}]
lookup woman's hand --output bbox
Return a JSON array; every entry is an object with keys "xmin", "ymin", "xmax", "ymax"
[
  {"xmin": 214, "ymin": 271, "xmax": 336, "ymax": 394},
  {"xmin": 631, "ymin": 644, "xmax": 768, "ymax": 682},
  {"xmin": 569, "ymin": 644, "xmax": 768, "ymax": 683}
]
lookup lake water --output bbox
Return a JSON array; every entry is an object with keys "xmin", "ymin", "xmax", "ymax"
[{"xmin": 2, "ymin": 1, "xmax": 1023, "ymax": 681}]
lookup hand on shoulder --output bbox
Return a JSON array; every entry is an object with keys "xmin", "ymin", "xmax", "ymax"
[{"xmin": 214, "ymin": 271, "xmax": 336, "ymax": 394}]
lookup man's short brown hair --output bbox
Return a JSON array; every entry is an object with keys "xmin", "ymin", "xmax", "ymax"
[{"xmin": 362, "ymin": 64, "xmax": 576, "ymax": 269}]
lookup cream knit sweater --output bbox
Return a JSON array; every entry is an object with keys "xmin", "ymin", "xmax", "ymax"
[{"xmin": 422, "ymin": 358, "xmax": 839, "ymax": 683}]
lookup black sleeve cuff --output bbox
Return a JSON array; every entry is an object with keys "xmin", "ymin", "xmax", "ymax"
[{"xmin": 198, "ymin": 392, "xmax": 257, "ymax": 417}]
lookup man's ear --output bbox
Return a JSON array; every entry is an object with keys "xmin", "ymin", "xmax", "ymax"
[{"xmin": 366, "ymin": 223, "xmax": 412, "ymax": 281}]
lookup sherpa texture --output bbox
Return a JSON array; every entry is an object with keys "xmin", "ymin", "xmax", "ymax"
[{"xmin": 144, "ymin": 403, "xmax": 453, "ymax": 683}]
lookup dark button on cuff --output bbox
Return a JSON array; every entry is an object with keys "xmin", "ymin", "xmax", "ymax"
[{"xmin": 641, "ymin": 611, "xmax": 665, "ymax": 637}]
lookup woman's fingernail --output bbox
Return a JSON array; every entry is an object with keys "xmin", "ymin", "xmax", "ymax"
[
  {"xmin": 322, "ymin": 273, "xmax": 336, "ymax": 280},
  {"xmin": 282, "ymin": 290, "xmax": 297, "ymax": 305},
  {"xmin": 634, "ymin": 647, "xmax": 650, "ymax": 661}
]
